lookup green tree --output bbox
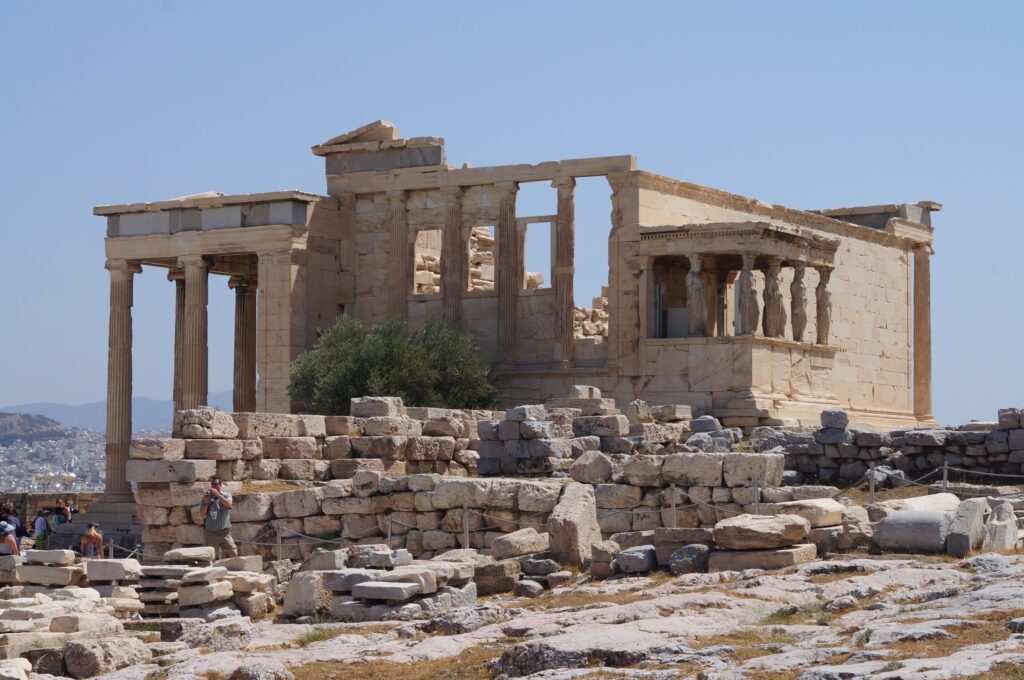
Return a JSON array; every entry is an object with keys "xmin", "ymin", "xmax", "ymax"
[{"xmin": 288, "ymin": 317, "xmax": 495, "ymax": 414}]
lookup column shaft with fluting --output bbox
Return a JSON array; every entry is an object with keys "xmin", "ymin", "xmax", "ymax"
[
  {"xmin": 440, "ymin": 187, "xmax": 464, "ymax": 328},
  {"xmin": 169, "ymin": 270, "xmax": 185, "ymax": 414},
  {"xmin": 495, "ymin": 182, "xmax": 519, "ymax": 363},
  {"xmin": 552, "ymin": 177, "xmax": 576, "ymax": 365},
  {"xmin": 231, "ymin": 276, "xmax": 257, "ymax": 412},
  {"xmin": 180, "ymin": 255, "xmax": 209, "ymax": 410},
  {"xmin": 913, "ymin": 246, "xmax": 933, "ymax": 419},
  {"xmin": 105, "ymin": 260, "xmax": 140, "ymax": 499},
  {"xmin": 387, "ymin": 190, "xmax": 408, "ymax": 319}
]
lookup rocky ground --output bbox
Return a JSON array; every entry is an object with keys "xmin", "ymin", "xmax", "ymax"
[{"xmin": 85, "ymin": 550, "xmax": 1024, "ymax": 680}]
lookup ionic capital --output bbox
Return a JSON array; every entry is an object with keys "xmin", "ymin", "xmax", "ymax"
[
  {"xmin": 228, "ymin": 275, "xmax": 255, "ymax": 290},
  {"xmin": 105, "ymin": 259, "xmax": 142, "ymax": 278},
  {"xmin": 551, "ymin": 176, "xmax": 576, "ymax": 190},
  {"xmin": 495, "ymin": 181, "xmax": 519, "ymax": 195},
  {"xmin": 386, "ymin": 190, "xmax": 406, "ymax": 207},
  {"xmin": 178, "ymin": 254, "xmax": 209, "ymax": 271},
  {"xmin": 167, "ymin": 268, "xmax": 185, "ymax": 282}
]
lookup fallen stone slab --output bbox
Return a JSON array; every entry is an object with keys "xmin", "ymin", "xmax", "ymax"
[
  {"xmin": 350, "ymin": 580, "xmax": 420, "ymax": 601},
  {"xmin": 64, "ymin": 636, "xmax": 152, "ymax": 679},
  {"xmin": 473, "ymin": 559, "xmax": 522, "ymax": 595},
  {"xmin": 947, "ymin": 498, "xmax": 988, "ymax": 557},
  {"xmin": 163, "ymin": 547, "xmax": 216, "ymax": 564},
  {"xmin": 178, "ymin": 616, "xmax": 253, "ymax": 652},
  {"xmin": 14, "ymin": 565, "xmax": 82, "ymax": 587},
  {"xmin": 24, "ymin": 550, "xmax": 75, "ymax": 566},
  {"xmin": 616, "ymin": 545, "xmax": 657, "ymax": 573},
  {"xmin": 490, "ymin": 528, "xmax": 550, "ymax": 560},
  {"xmin": 83, "ymin": 559, "xmax": 142, "ymax": 582},
  {"xmin": 49, "ymin": 613, "xmax": 123, "ymax": 635},
  {"xmin": 123, "ymin": 617, "xmax": 205, "ymax": 641},
  {"xmin": 512, "ymin": 579, "xmax": 544, "ymax": 598},
  {"xmin": 708, "ymin": 544, "xmax": 817, "ymax": 572},
  {"xmin": 982, "ymin": 502, "xmax": 1019, "ymax": 552},
  {"xmin": 174, "ymin": 407, "xmax": 239, "ymax": 439},
  {"xmin": 178, "ymin": 581, "xmax": 233, "ymax": 607},
  {"xmin": 774, "ymin": 498, "xmax": 844, "ymax": 528},
  {"xmin": 182, "ymin": 566, "xmax": 229, "ymax": 583},
  {"xmin": 874, "ymin": 511, "xmax": 954, "ymax": 553},
  {"xmin": 548, "ymin": 482, "xmax": 602, "ymax": 566},
  {"xmin": 713, "ymin": 514, "xmax": 811, "ymax": 550},
  {"xmin": 669, "ymin": 544, "xmax": 710, "ymax": 575}
]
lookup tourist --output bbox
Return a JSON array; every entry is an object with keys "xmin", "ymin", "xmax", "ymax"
[
  {"xmin": 4, "ymin": 508, "xmax": 21, "ymax": 537},
  {"xmin": 79, "ymin": 523, "xmax": 103, "ymax": 558},
  {"xmin": 54, "ymin": 500, "xmax": 66, "ymax": 526},
  {"xmin": 60, "ymin": 499, "xmax": 73, "ymax": 525},
  {"xmin": 32, "ymin": 510, "xmax": 50, "ymax": 550},
  {"xmin": 198, "ymin": 477, "xmax": 237, "ymax": 558},
  {"xmin": 0, "ymin": 522, "xmax": 19, "ymax": 557}
]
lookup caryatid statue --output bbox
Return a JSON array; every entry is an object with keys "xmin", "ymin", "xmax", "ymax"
[
  {"xmin": 735, "ymin": 253, "xmax": 760, "ymax": 336},
  {"xmin": 816, "ymin": 266, "xmax": 832, "ymax": 345},
  {"xmin": 762, "ymin": 257, "xmax": 787, "ymax": 338},
  {"xmin": 686, "ymin": 254, "xmax": 708, "ymax": 337},
  {"xmin": 790, "ymin": 263, "xmax": 808, "ymax": 342}
]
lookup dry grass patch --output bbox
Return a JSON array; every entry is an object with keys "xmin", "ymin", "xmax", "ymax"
[
  {"xmin": 843, "ymin": 484, "xmax": 929, "ymax": 505},
  {"xmin": 291, "ymin": 642, "xmax": 501, "ymax": 680},
  {"xmin": 504, "ymin": 573, "xmax": 675, "ymax": 611},
  {"xmin": 758, "ymin": 603, "xmax": 831, "ymax": 627},
  {"xmin": 961, "ymin": 662, "xmax": 1024, "ymax": 679},
  {"xmin": 296, "ymin": 625, "xmax": 349, "ymax": 647},
  {"xmin": 695, "ymin": 626, "xmax": 797, "ymax": 662},
  {"xmin": 878, "ymin": 611, "xmax": 1023, "ymax": 661}
]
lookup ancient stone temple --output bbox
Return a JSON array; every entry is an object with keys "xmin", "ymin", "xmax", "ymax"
[{"xmin": 95, "ymin": 120, "xmax": 938, "ymax": 496}]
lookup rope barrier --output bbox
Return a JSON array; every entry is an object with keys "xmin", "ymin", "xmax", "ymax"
[{"xmin": 946, "ymin": 466, "xmax": 1024, "ymax": 481}]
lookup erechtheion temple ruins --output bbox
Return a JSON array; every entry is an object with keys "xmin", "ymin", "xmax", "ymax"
[{"xmin": 93, "ymin": 120, "xmax": 940, "ymax": 500}]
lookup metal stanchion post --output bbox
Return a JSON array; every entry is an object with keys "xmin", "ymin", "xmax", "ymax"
[
  {"xmin": 869, "ymin": 462, "xmax": 876, "ymax": 504},
  {"xmin": 276, "ymin": 529, "xmax": 282, "ymax": 561},
  {"xmin": 943, "ymin": 462, "xmax": 949, "ymax": 492},
  {"xmin": 387, "ymin": 515, "xmax": 393, "ymax": 545},
  {"xmin": 669, "ymin": 483, "xmax": 677, "ymax": 529},
  {"xmin": 754, "ymin": 475, "xmax": 761, "ymax": 515},
  {"xmin": 462, "ymin": 505, "xmax": 470, "ymax": 549},
  {"xmin": 108, "ymin": 539, "xmax": 114, "ymax": 559}
]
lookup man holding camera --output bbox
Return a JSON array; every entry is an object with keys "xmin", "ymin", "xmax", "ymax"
[{"xmin": 199, "ymin": 477, "xmax": 237, "ymax": 558}]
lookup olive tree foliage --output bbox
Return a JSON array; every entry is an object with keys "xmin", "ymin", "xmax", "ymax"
[{"xmin": 288, "ymin": 317, "xmax": 495, "ymax": 415}]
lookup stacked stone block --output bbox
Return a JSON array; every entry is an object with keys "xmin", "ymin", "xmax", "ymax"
[{"xmin": 778, "ymin": 407, "xmax": 1024, "ymax": 483}]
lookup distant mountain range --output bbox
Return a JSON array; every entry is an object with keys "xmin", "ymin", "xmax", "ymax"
[
  {"xmin": 0, "ymin": 413, "xmax": 66, "ymax": 445},
  {"xmin": 0, "ymin": 391, "xmax": 233, "ymax": 432}
]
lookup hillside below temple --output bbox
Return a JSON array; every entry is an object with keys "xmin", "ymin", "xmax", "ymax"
[{"xmin": 94, "ymin": 119, "xmax": 938, "ymax": 498}]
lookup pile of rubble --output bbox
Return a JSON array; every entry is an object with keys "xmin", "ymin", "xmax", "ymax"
[
  {"xmin": 283, "ymin": 545, "xmax": 477, "ymax": 623},
  {"xmin": 573, "ymin": 286, "xmax": 609, "ymax": 339}
]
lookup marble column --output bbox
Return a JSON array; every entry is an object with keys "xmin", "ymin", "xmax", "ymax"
[
  {"xmin": 552, "ymin": 177, "xmax": 576, "ymax": 365},
  {"xmin": 387, "ymin": 190, "xmax": 408, "ymax": 319},
  {"xmin": 762, "ymin": 257, "xmax": 787, "ymax": 338},
  {"xmin": 735, "ymin": 254, "xmax": 760, "ymax": 336},
  {"xmin": 686, "ymin": 254, "xmax": 708, "ymax": 336},
  {"xmin": 913, "ymin": 246, "xmax": 933, "ymax": 419},
  {"xmin": 180, "ymin": 255, "xmax": 209, "ymax": 410},
  {"xmin": 495, "ymin": 182, "xmax": 519, "ymax": 364},
  {"xmin": 105, "ymin": 259, "xmax": 141, "ymax": 500},
  {"xmin": 790, "ymin": 264, "xmax": 808, "ymax": 342},
  {"xmin": 168, "ymin": 269, "xmax": 186, "ymax": 414},
  {"xmin": 440, "ymin": 186, "xmax": 464, "ymax": 328},
  {"xmin": 230, "ymin": 276, "xmax": 257, "ymax": 413},
  {"xmin": 815, "ymin": 266, "xmax": 833, "ymax": 345}
]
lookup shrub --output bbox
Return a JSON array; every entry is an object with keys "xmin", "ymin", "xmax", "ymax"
[{"xmin": 288, "ymin": 317, "xmax": 495, "ymax": 415}]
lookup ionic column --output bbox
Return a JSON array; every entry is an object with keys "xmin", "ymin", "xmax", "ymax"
[
  {"xmin": 790, "ymin": 263, "xmax": 808, "ymax": 342},
  {"xmin": 913, "ymin": 246, "xmax": 933, "ymax": 419},
  {"xmin": 686, "ymin": 254, "xmax": 708, "ymax": 336},
  {"xmin": 387, "ymin": 190, "xmax": 408, "ymax": 319},
  {"xmin": 168, "ymin": 269, "xmax": 186, "ymax": 414},
  {"xmin": 440, "ymin": 186, "xmax": 464, "ymax": 327},
  {"xmin": 180, "ymin": 255, "xmax": 209, "ymax": 410},
  {"xmin": 552, "ymin": 177, "xmax": 576, "ymax": 365},
  {"xmin": 495, "ymin": 182, "xmax": 519, "ymax": 363},
  {"xmin": 105, "ymin": 259, "xmax": 141, "ymax": 499},
  {"xmin": 762, "ymin": 257, "xmax": 787, "ymax": 338},
  {"xmin": 735, "ymin": 254, "xmax": 760, "ymax": 336},
  {"xmin": 230, "ymin": 276, "xmax": 257, "ymax": 412},
  {"xmin": 815, "ymin": 266, "xmax": 833, "ymax": 345}
]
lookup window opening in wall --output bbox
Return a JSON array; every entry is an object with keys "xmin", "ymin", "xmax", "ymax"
[
  {"xmin": 522, "ymin": 220, "xmax": 551, "ymax": 289},
  {"xmin": 412, "ymin": 228, "xmax": 442, "ymax": 295},
  {"xmin": 572, "ymin": 176, "xmax": 612, "ymax": 340},
  {"xmin": 467, "ymin": 224, "xmax": 495, "ymax": 292},
  {"xmin": 651, "ymin": 256, "xmax": 690, "ymax": 338}
]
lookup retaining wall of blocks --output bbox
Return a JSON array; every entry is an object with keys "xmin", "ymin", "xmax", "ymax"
[
  {"xmin": 775, "ymin": 407, "xmax": 1024, "ymax": 486},
  {"xmin": 128, "ymin": 401, "xmax": 787, "ymax": 560}
]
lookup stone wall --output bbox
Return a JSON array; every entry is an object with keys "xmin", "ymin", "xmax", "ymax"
[
  {"xmin": 128, "ymin": 399, "xmax": 787, "ymax": 561},
  {"xmin": 773, "ymin": 407, "xmax": 1024, "ymax": 485}
]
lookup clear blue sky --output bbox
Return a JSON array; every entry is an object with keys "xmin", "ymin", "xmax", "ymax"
[{"xmin": 1, "ymin": 1, "xmax": 1021, "ymax": 425}]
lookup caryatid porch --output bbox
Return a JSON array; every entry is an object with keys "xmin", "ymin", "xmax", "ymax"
[{"xmin": 95, "ymin": 191, "xmax": 338, "ymax": 499}]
